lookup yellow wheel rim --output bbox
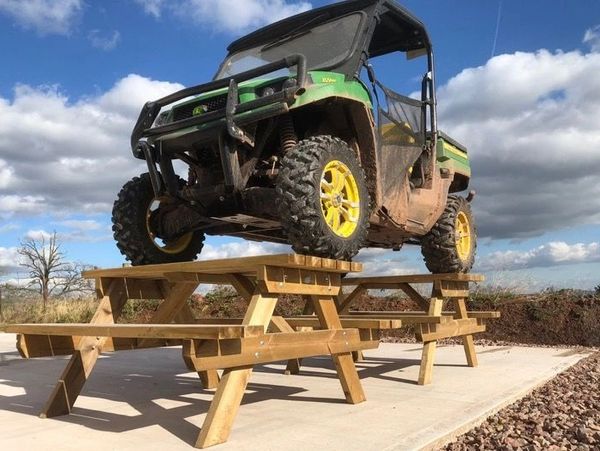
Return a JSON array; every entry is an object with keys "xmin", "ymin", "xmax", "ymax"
[
  {"xmin": 455, "ymin": 211, "xmax": 472, "ymax": 261},
  {"xmin": 320, "ymin": 160, "xmax": 360, "ymax": 238},
  {"xmin": 146, "ymin": 197, "xmax": 194, "ymax": 254}
]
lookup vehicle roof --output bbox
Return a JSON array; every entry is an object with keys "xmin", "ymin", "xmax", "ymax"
[{"xmin": 227, "ymin": 0, "xmax": 431, "ymax": 59}]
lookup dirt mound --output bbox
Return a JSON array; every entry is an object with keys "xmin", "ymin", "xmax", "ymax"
[
  {"xmin": 191, "ymin": 288, "xmax": 600, "ymax": 347},
  {"xmin": 467, "ymin": 290, "xmax": 600, "ymax": 347}
]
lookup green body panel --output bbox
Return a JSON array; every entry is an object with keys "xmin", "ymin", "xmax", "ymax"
[
  {"xmin": 436, "ymin": 136, "xmax": 471, "ymax": 177},
  {"xmin": 160, "ymin": 71, "xmax": 372, "ymax": 140},
  {"xmin": 291, "ymin": 71, "xmax": 372, "ymax": 109}
]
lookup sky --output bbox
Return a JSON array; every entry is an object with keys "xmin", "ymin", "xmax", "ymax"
[{"xmin": 0, "ymin": 0, "xmax": 599, "ymax": 291}]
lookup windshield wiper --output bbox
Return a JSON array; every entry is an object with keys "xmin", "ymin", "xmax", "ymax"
[{"xmin": 261, "ymin": 13, "xmax": 328, "ymax": 51}]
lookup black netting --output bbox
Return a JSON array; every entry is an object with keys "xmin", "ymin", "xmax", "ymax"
[
  {"xmin": 375, "ymin": 83, "xmax": 425, "ymax": 211},
  {"xmin": 378, "ymin": 83, "xmax": 424, "ymax": 148}
]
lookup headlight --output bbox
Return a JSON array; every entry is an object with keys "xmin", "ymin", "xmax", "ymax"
[
  {"xmin": 260, "ymin": 86, "xmax": 276, "ymax": 97},
  {"xmin": 154, "ymin": 111, "xmax": 170, "ymax": 127}
]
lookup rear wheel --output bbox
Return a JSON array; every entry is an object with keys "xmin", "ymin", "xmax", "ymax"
[
  {"xmin": 421, "ymin": 195, "xmax": 476, "ymax": 273},
  {"xmin": 112, "ymin": 173, "xmax": 205, "ymax": 265},
  {"xmin": 276, "ymin": 135, "xmax": 370, "ymax": 260}
]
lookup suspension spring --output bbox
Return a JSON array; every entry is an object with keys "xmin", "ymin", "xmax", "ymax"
[{"xmin": 279, "ymin": 115, "xmax": 298, "ymax": 153}]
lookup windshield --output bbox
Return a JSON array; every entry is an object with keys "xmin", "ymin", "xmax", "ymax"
[{"xmin": 216, "ymin": 13, "xmax": 363, "ymax": 79}]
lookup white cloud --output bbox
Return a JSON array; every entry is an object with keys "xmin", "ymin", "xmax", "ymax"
[
  {"xmin": 198, "ymin": 240, "xmax": 290, "ymax": 260},
  {"xmin": 438, "ymin": 48, "xmax": 600, "ymax": 239},
  {"xmin": 0, "ymin": 195, "xmax": 45, "ymax": 215},
  {"xmin": 0, "ymin": 246, "xmax": 20, "ymax": 272},
  {"xmin": 138, "ymin": 0, "xmax": 312, "ymax": 34},
  {"xmin": 0, "ymin": 159, "xmax": 14, "ymax": 188},
  {"xmin": 0, "ymin": 0, "xmax": 82, "ymax": 35},
  {"xmin": 60, "ymin": 219, "xmax": 102, "ymax": 231},
  {"xmin": 88, "ymin": 29, "xmax": 121, "ymax": 51},
  {"xmin": 355, "ymin": 247, "xmax": 421, "ymax": 277},
  {"xmin": 0, "ymin": 74, "xmax": 184, "ymax": 217},
  {"xmin": 583, "ymin": 25, "xmax": 600, "ymax": 52},
  {"xmin": 24, "ymin": 229, "xmax": 53, "ymax": 241},
  {"xmin": 478, "ymin": 241, "xmax": 600, "ymax": 271},
  {"xmin": 134, "ymin": 0, "xmax": 164, "ymax": 18}
]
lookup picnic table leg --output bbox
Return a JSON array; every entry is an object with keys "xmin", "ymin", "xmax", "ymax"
[
  {"xmin": 41, "ymin": 278, "xmax": 129, "ymax": 418},
  {"xmin": 352, "ymin": 350, "xmax": 365, "ymax": 362},
  {"xmin": 176, "ymin": 304, "xmax": 221, "ymax": 389},
  {"xmin": 417, "ymin": 297, "xmax": 443, "ymax": 386},
  {"xmin": 196, "ymin": 291, "xmax": 278, "ymax": 448},
  {"xmin": 311, "ymin": 295, "xmax": 366, "ymax": 404},
  {"xmin": 454, "ymin": 297, "xmax": 478, "ymax": 367},
  {"xmin": 285, "ymin": 296, "xmax": 313, "ymax": 375}
]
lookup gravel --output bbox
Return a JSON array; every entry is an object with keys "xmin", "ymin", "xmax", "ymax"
[{"xmin": 444, "ymin": 351, "xmax": 600, "ymax": 450}]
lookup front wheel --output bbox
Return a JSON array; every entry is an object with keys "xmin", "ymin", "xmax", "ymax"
[
  {"xmin": 276, "ymin": 135, "xmax": 370, "ymax": 260},
  {"xmin": 112, "ymin": 173, "xmax": 205, "ymax": 265},
  {"xmin": 421, "ymin": 195, "xmax": 477, "ymax": 273}
]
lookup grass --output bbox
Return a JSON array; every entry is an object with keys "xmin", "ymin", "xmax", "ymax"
[
  {"xmin": 1, "ymin": 297, "xmax": 98, "ymax": 324},
  {"xmin": 0, "ymin": 296, "xmax": 165, "ymax": 324}
]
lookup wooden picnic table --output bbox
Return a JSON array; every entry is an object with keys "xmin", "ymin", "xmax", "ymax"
[
  {"xmin": 339, "ymin": 272, "xmax": 498, "ymax": 385},
  {"xmin": 284, "ymin": 272, "xmax": 499, "ymax": 385},
  {"xmin": 2, "ymin": 254, "xmax": 377, "ymax": 448}
]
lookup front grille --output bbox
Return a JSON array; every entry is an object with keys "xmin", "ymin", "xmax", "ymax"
[{"xmin": 172, "ymin": 95, "xmax": 228, "ymax": 122}]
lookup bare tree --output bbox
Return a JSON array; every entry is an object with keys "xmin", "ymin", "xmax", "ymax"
[{"xmin": 17, "ymin": 232, "xmax": 93, "ymax": 310}]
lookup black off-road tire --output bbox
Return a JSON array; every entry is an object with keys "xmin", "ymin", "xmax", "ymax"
[
  {"xmin": 421, "ymin": 195, "xmax": 477, "ymax": 273},
  {"xmin": 112, "ymin": 173, "xmax": 205, "ymax": 266},
  {"xmin": 276, "ymin": 135, "xmax": 370, "ymax": 260}
]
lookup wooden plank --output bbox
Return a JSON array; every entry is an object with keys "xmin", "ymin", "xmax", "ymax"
[
  {"xmin": 163, "ymin": 273, "xmax": 232, "ymax": 284},
  {"xmin": 17, "ymin": 334, "xmax": 181, "ymax": 357},
  {"xmin": 419, "ymin": 319, "xmax": 485, "ymax": 342},
  {"xmin": 84, "ymin": 254, "xmax": 359, "ymax": 280},
  {"xmin": 185, "ymin": 329, "xmax": 374, "ymax": 371},
  {"xmin": 350, "ymin": 261, "xmax": 363, "ymax": 272},
  {"xmin": 438, "ymin": 280, "xmax": 470, "ymax": 298},
  {"xmin": 196, "ymin": 291, "xmax": 277, "ymax": 448},
  {"xmin": 269, "ymin": 316, "xmax": 295, "ymax": 333},
  {"xmin": 285, "ymin": 298, "xmax": 314, "ymax": 375},
  {"xmin": 454, "ymin": 298, "xmax": 479, "ymax": 367},
  {"xmin": 311, "ymin": 295, "xmax": 366, "ymax": 404},
  {"xmin": 397, "ymin": 283, "xmax": 430, "ymax": 310},
  {"xmin": 17, "ymin": 334, "xmax": 76, "ymax": 358},
  {"xmin": 346, "ymin": 311, "xmax": 500, "ymax": 319},
  {"xmin": 41, "ymin": 278, "xmax": 129, "ymax": 418},
  {"xmin": 136, "ymin": 281, "xmax": 198, "ymax": 348},
  {"xmin": 336, "ymin": 260, "xmax": 351, "ymax": 272},
  {"xmin": 418, "ymin": 341, "xmax": 437, "ymax": 385},
  {"xmin": 175, "ymin": 304, "xmax": 220, "ymax": 389},
  {"xmin": 257, "ymin": 266, "xmax": 341, "ymax": 296},
  {"xmin": 285, "ymin": 317, "xmax": 402, "ymax": 329},
  {"xmin": 228, "ymin": 274, "xmax": 256, "ymax": 300},
  {"xmin": 343, "ymin": 312, "xmax": 449, "ymax": 324},
  {"xmin": 417, "ymin": 297, "xmax": 443, "ymax": 386},
  {"xmin": 4, "ymin": 323, "xmax": 265, "ymax": 340},
  {"xmin": 342, "ymin": 273, "xmax": 484, "ymax": 286},
  {"xmin": 336, "ymin": 285, "xmax": 366, "ymax": 314}
]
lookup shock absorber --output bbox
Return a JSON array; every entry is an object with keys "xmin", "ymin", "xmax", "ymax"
[{"xmin": 279, "ymin": 115, "xmax": 298, "ymax": 153}]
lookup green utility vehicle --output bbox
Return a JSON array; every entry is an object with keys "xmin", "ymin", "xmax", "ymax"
[{"xmin": 113, "ymin": 0, "xmax": 476, "ymax": 273}]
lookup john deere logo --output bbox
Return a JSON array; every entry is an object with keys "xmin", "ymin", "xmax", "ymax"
[{"xmin": 192, "ymin": 105, "xmax": 208, "ymax": 116}]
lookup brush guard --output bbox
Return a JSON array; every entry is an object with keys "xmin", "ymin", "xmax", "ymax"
[{"xmin": 130, "ymin": 53, "xmax": 307, "ymax": 155}]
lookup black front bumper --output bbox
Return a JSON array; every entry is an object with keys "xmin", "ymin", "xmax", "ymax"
[{"xmin": 130, "ymin": 54, "xmax": 307, "ymax": 155}]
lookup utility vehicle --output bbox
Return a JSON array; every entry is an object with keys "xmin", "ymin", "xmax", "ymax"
[{"xmin": 113, "ymin": 0, "xmax": 476, "ymax": 273}]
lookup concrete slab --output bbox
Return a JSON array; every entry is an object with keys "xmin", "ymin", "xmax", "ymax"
[{"xmin": 0, "ymin": 332, "xmax": 589, "ymax": 450}]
